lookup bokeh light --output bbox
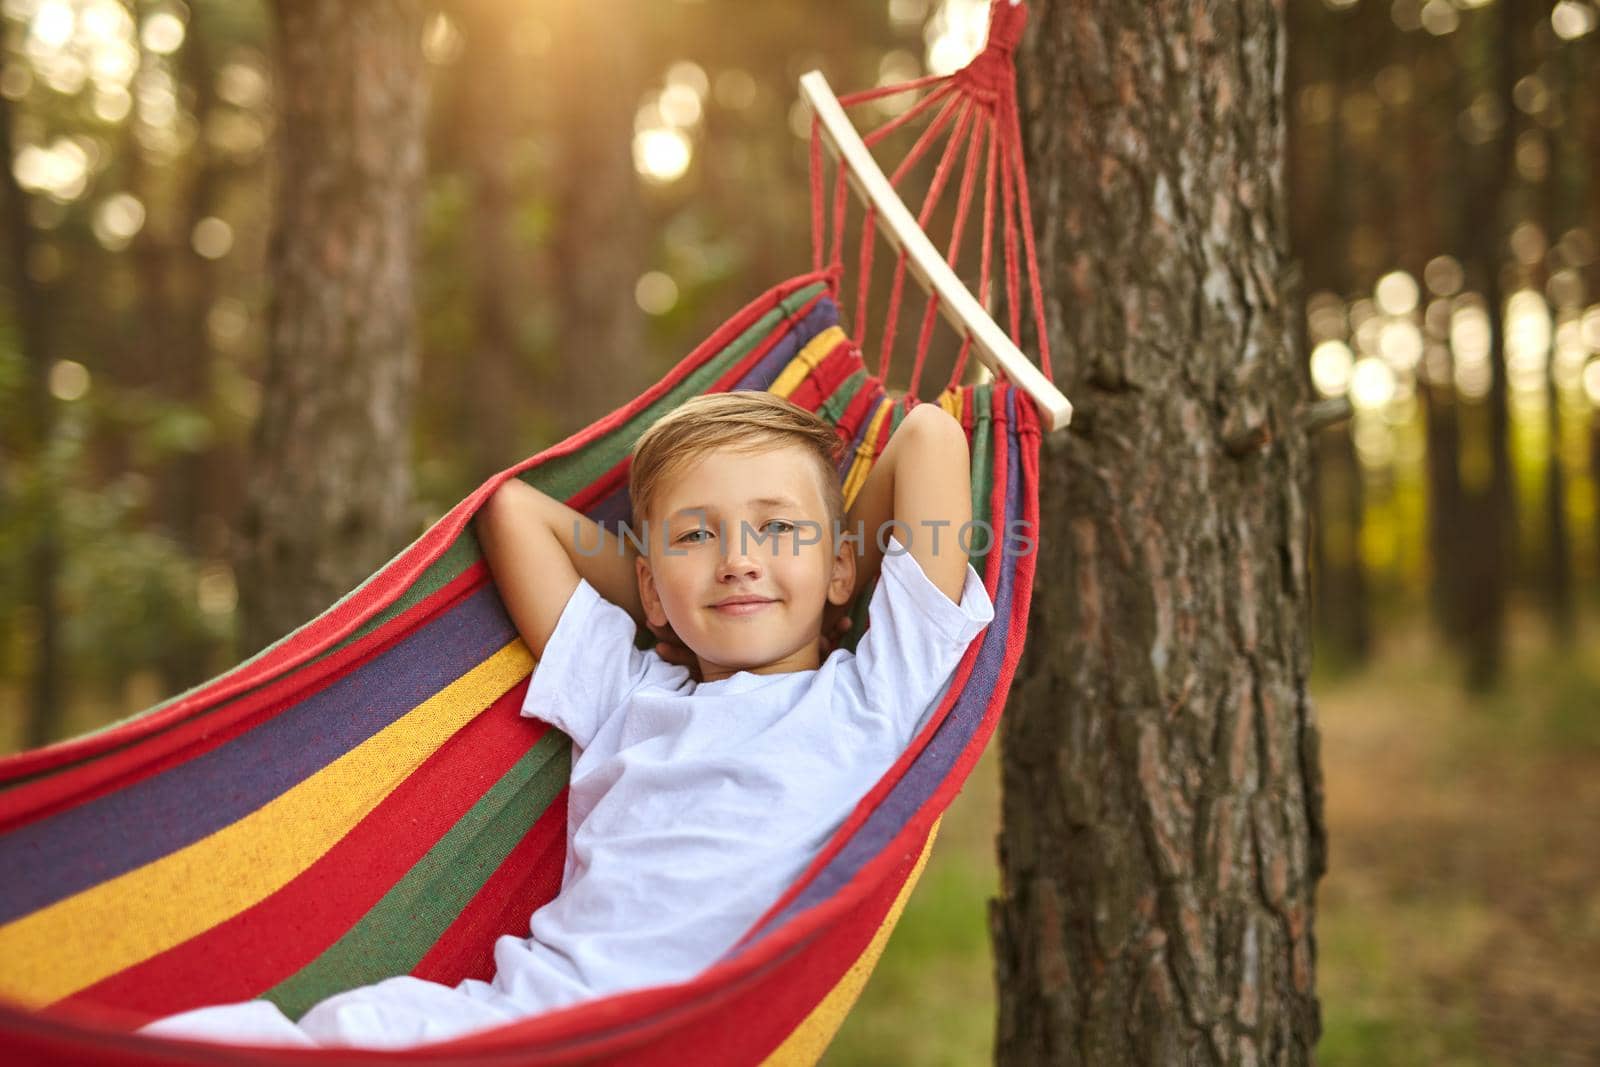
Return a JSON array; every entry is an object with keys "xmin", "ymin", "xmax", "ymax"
[
  {"xmin": 634, "ymin": 127, "xmax": 692, "ymax": 183},
  {"xmin": 1312, "ymin": 340, "xmax": 1355, "ymax": 398},
  {"xmin": 635, "ymin": 271, "xmax": 679, "ymax": 315},
  {"xmin": 92, "ymin": 191, "xmax": 145, "ymax": 249},
  {"xmin": 1350, "ymin": 357, "xmax": 1396, "ymax": 411},
  {"xmin": 191, "ymin": 217, "xmax": 234, "ymax": 260},
  {"xmin": 925, "ymin": 0, "xmax": 987, "ymax": 76},
  {"xmin": 1450, "ymin": 299, "xmax": 1492, "ymax": 400},
  {"xmin": 1552, "ymin": 1, "xmax": 1598, "ymax": 40},
  {"xmin": 140, "ymin": 11, "xmax": 185, "ymax": 56},
  {"xmin": 48, "ymin": 358, "xmax": 91, "ymax": 401},
  {"xmin": 1375, "ymin": 270, "xmax": 1419, "ymax": 316}
]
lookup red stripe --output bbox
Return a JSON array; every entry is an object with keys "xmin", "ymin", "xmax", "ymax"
[
  {"xmin": 52, "ymin": 686, "xmax": 547, "ymax": 1021},
  {"xmin": 781, "ymin": 335, "xmax": 859, "ymax": 414},
  {"xmin": 410, "ymin": 794, "xmax": 569, "ymax": 988},
  {"xmin": 833, "ymin": 376, "xmax": 884, "ymax": 454},
  {"xmin": 0, "ymin": 564, "xmax": 493, "ymax": 834}
]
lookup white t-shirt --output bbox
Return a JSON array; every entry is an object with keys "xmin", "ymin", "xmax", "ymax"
[{"xmin": 139, "ymin": 534, "xmax": 993, "ymax": 1049}]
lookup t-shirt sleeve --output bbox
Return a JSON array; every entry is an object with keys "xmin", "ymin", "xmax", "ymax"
[
  {"xmin": 849, "ymin": 533, "xmax": 995, "ymax": 741},
  {"xmin": 518, "ymin": 578, "xmax": 679, "ymax": 748}
]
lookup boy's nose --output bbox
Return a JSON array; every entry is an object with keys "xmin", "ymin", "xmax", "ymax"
[{"xmin": 717, "ymin": 544, "xmax": 763, "ymax": 581}]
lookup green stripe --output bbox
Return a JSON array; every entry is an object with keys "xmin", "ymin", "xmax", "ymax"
[
  {"xmin": 818, "ymin": 368, "xmax": 869, "ymax": 426},
  {"xmin": 968, "ymin": 383, "xmax": 996, "ymax": 561},
  {"xmin": 264, "ymin": 730, "xmax": 571, "ymax": 1017}
]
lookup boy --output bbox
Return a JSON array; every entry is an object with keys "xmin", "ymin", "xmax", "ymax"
[{"xmin": 140, "ymin": 392, "xmax": 993, "ymax": 1049}]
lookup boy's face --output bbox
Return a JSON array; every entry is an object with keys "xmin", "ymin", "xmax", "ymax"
[{"xmin": 635, "ymin": 443, "xmax": 855, "ymax": 684}]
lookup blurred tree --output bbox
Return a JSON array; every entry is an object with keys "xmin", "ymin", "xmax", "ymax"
[
  {"xmin": 1537, "ymin": 16, "xmax": 1576, "ymax": 647},
  {"xmin": 121, "ymin": 0, "xmax": 230, "ymax": 693},
  {"xmin": 1300, "ymin": 0, "xmax": 1371, "ymax": 667},
  {"xmin": 995, "ymin": 3, "xmax": 1324, "ymax": 1063},
  {"xmin": 539, "ymin": 0, "xmax": 650, "ymax": 437},
  {"xmin": 1453, "ymin": 1, "xmax": 1519, "ymax": 692},
  {"xmin": 235, "ymin": 0, "xmax": 427, "ymax": 657},
  {"xmin": 449, "ymin": 0, "xmax": 533, "ymax": 481},
  {"xmin": 0, "ymin": 88, "xmax": 61, "ymax": 748}
]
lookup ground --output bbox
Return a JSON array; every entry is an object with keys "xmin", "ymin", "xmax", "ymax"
[{"xmin": 824, "ymin": 604, "xmax": 1600, "ymax": 1065}]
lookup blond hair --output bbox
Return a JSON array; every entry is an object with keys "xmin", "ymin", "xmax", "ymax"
[{"xmin": 628, "ymin": 391, "xmax": 847, "ymax": 543}]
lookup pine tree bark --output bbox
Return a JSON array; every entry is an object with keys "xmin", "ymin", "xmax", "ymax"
[
  {"xmin": 237, "ymin": 0, "xmax": 427, "ymax": 657},
  {"xmin": 994, "ymin": 4, "xmax": 1325, "ymax": 1063}
]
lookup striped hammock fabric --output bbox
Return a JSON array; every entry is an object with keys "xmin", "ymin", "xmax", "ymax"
[{"xmin": 0, "ymin": 271, "xmax": 1043, "ymax": 1064}]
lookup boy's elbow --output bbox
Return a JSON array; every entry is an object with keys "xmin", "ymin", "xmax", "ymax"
[
  {"xmin": 903, "ymin": 402, "xmax": 966, "ymax": 448},
  {"xmin": 904, "ymin": 404, "xmax": 969, "ymax": 465}
]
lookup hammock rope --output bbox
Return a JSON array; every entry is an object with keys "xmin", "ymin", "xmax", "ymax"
[{"xmin": 809, "ymin": 0, "xmax": 1054, "ymax": 396}]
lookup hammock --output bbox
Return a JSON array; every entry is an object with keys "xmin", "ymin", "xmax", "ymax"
[{"xmin": 0, "ymin": 3, "xmax": 1065, "ymax": 1063}]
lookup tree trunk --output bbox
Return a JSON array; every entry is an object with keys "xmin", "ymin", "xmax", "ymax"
[
  {"xmin": 1456, "ymin": 1, "xmax": 1518, "ymax": 693},
  {"xmin": 1537, "ymin": 20, "xmax": 1575, "ymax": 648},
  {"xmin": 1306, "ymin": 0, "xmax": 1369, "ymax": 666},
  {"xmin": 539, "ymin": 0, "xmax": 650, "ymax": 437},
  {"xmin": 236, "ymin": 0, "xmax": 427, "ymax": 657},
  {"xmin": 153, "ymin": 0, "xmax": 229, "ymax": 694},
  {"xmin": 454, "ymin": 0, "xmax": 530, "ymax": 480},
  {"xmin": 994, "ymin": 4, "xmax": 1325, "ymax": 1063}
]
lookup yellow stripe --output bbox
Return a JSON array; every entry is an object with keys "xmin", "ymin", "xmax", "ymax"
[
  {"xmin": 768, "ymin": 325, "xmax": 847, "ymax": 400},
  {"xmin": 840, "ymin": 397, "xmax": 894, "ymax": 511},
  {"xmin": 758, "ymin": 817, "xmax": 943, "ymax": 1067},
  {"xmin": 0, "ymin": 639, "xmax": 535, "ymax": 1007}
]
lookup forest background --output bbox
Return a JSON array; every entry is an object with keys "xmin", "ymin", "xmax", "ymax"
[{"xmin": 2, "ymin": 0, "xmax": 1598, "ymax": 1063}]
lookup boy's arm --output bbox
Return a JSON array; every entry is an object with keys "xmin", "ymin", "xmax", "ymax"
[
  {"xmin": 475, "ymin": 480, "xmax": 646, "ymax": 659},
  {"xmin": 841, "ymin": 403, "xmax": 972, "ymax": 605}
]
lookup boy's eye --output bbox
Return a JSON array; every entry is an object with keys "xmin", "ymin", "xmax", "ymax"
[
  {"xmin": 678, "ymin": 529, "xmax": 712, "ymax": 544},
  {"xmin": 765, "ymin": 519, "xmax": 797, "ymax": 534}
]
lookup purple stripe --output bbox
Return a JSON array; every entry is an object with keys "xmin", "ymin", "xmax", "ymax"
[
  {"xmin": 736, "ymin": 386, "xmax": 1024, "ymax": 942},
  {"xmin": 589, "ymin": 298, "xmax": 842, "ymax": 531},
  {"xmin": 0, "ymin": 584, "xmax": 518, "ymax": 925},
  {"xmin": 844, "ymin": 389, "xmax": 889, "ymax": 473}
]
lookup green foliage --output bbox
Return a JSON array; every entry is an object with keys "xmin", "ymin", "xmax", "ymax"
[
  {"xmin": 0, "ymin": 393, "xmax": 232, "ymax": 711},
  {"xmin": 52, "ymin": 482, "xmax": 232, "ymax": 689}
]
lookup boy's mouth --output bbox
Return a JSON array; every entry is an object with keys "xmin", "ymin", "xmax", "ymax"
[{"xmin": 712, "ymin": 597, "xmax": 776, "ymax": 616}]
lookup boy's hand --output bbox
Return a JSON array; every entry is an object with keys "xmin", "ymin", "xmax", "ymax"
[
  {"xmin": 820, "ymin": 601, "xmax": 854, "ymax": 658},
  {"xmin": 649, "ymin": 619, "xmax": 699, "ymax": 678}
]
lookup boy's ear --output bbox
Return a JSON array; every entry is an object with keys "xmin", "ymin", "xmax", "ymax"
[
  {"xmin": 636, "ymin": 555, "xmax": 669, "ymax": 628},
  {"xmin": 826, "ymin": 535, "xmax": 857, "ymax": 607}
]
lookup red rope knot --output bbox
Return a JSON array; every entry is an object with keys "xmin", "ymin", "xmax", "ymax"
[
  {"xmin": 955, "ymin": 0, "xmax": 1027, "ymax": 105},
  {"xmin": 983, "ymin": 0, "xmax": 1029, "ymax": 54}
]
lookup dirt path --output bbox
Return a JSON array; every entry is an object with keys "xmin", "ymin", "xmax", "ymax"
[{"xmin": 1315, "ymin": 608, "xmax": 1600, "ymax": 1066}]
